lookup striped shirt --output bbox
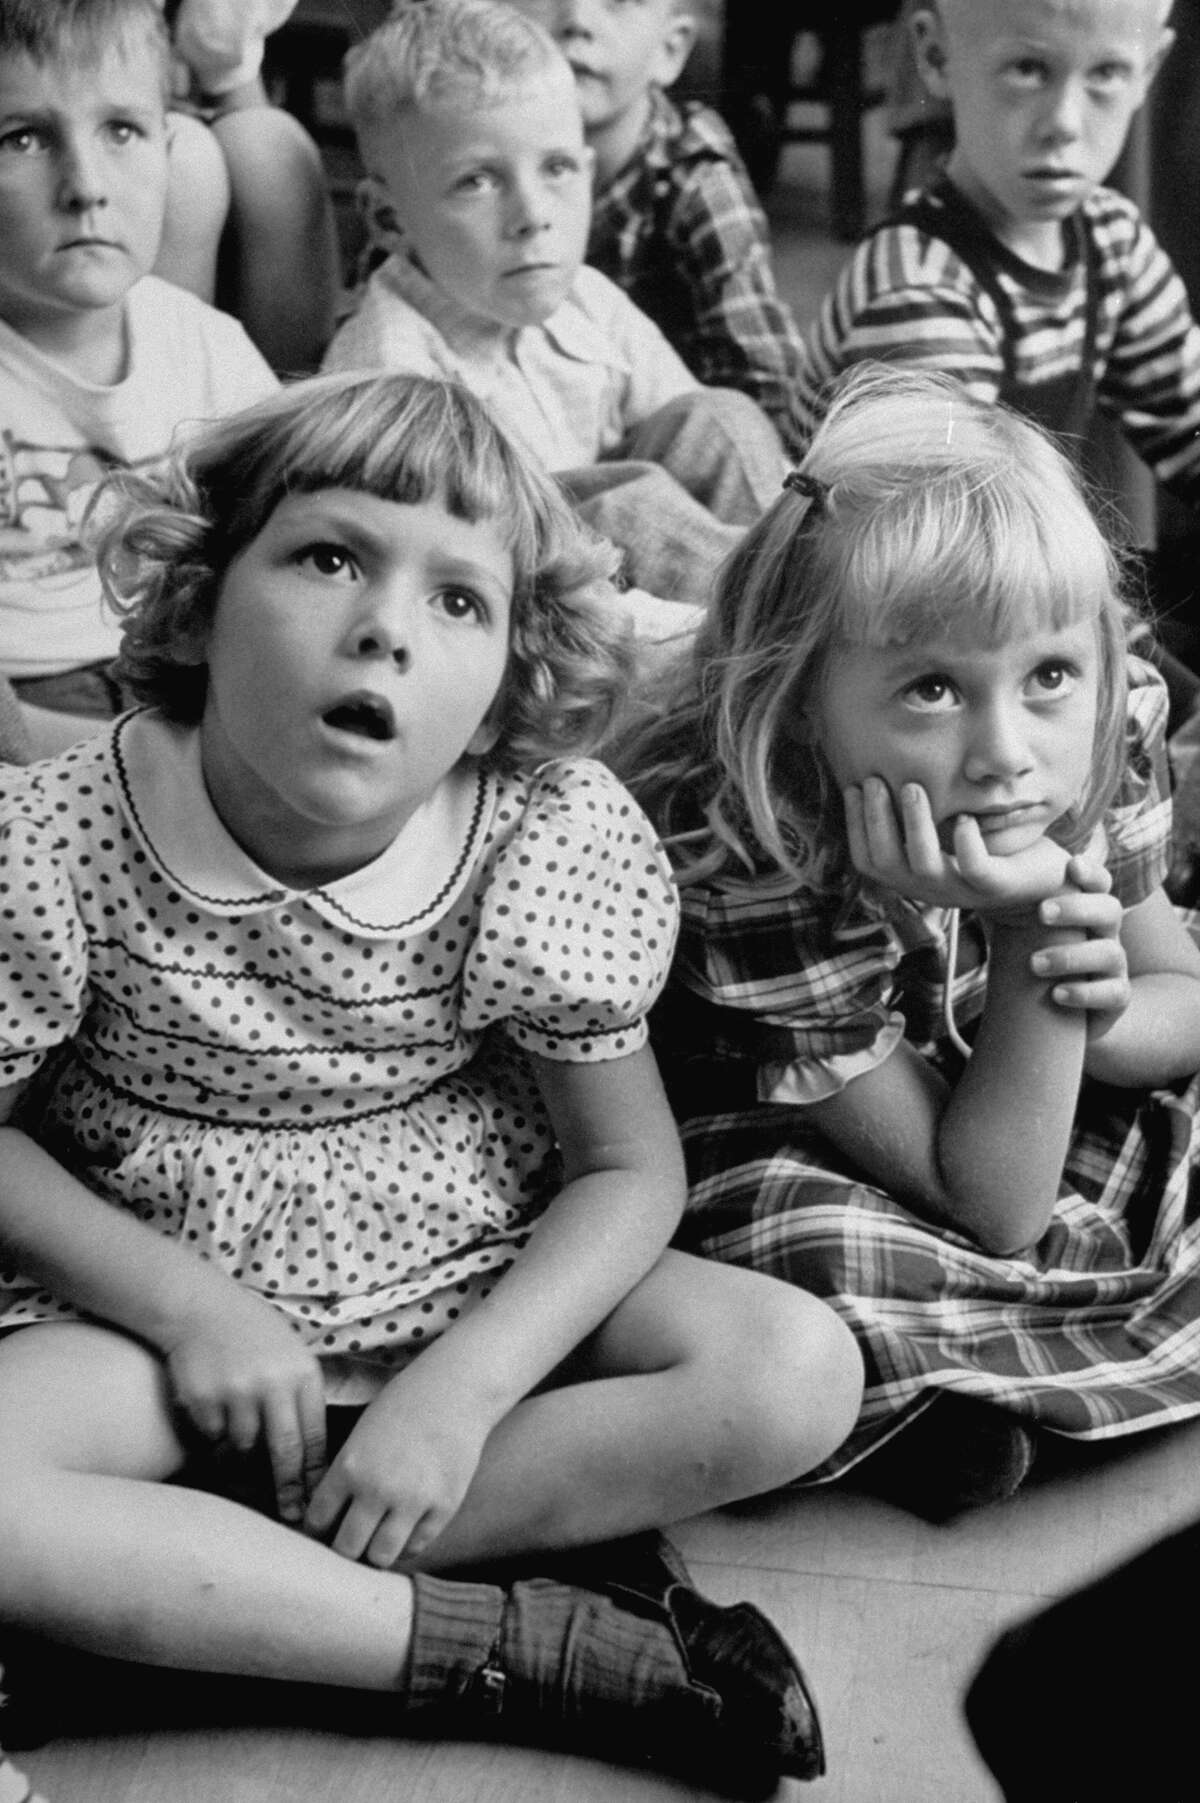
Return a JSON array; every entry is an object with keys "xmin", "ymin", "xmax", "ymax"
[{"xmin": 796, "ymin": 179, "xmax": 1200, "ymax": 496}]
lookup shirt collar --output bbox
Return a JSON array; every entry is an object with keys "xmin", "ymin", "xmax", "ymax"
[
  {"xmin": 108, "ymin": 710, "xmax": 495, "ymax": 938},
  {"xmin": 377, "ymin": 249, "xmax": 616, "ymax": 370}
]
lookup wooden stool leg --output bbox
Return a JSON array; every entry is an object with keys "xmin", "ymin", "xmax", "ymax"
[{"xmin": 826, "ymin": 23, "xmax": 867, "ymax": 241}]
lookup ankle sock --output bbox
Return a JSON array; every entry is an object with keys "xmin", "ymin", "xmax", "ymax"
[{"xmin": 404, "ymin": 1573, "xmax": 505, "ymax": 1711}]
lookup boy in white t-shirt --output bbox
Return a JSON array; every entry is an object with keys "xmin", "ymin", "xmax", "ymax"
[{"xmin": 0, "ymin": 0, "xmax": 277, "ymax": 756}]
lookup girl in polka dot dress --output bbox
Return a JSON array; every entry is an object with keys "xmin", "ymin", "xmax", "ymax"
[{"xmin": 0, "ymin": 373, "xmax": 860, "ymax": 1791}]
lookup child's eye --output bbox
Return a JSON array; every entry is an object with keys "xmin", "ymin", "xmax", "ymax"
[
  {"xmin": 1088, "ymin": 61, "xmax": 1132, "ymax": 94},
  {"xmin": 902, "ymin": 674, "xmax": 959, "ymax": 712},
  {"xmin": 434, "ymin": 587, "xmax": 488, "ymax": 624},
  {"xmin": 1027, "ymin": 660, "xmax": 1078, "ymax": 697},
  {"xmin": 294, "ymin": 542, "xmax": 358, "ymax": 581},
  {"xmin": 0, "ymin": 124, "xmax": 45, "ymax": 155},
  {"xmin": 452, "ymin": 169, "xmax": 497, "ymax": 195},
  {"xmin": 104, "ymin": 118, "xmax": 146, "ymax": 145},
  {"xmin": 1003, "ymin": 57, "xmax": 1048, "ymax": 88},
  {"xmin": 543, "ymin": 154, "xmax": 582, "ymax": 180}
]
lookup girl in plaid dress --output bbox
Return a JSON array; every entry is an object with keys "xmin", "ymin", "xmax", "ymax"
[{"xmin": 619, "ymin": 362, "xmax": 1200, "ymax": 1511}]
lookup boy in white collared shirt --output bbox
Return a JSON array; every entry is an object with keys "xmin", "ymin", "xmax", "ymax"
[{"xmin": 322, "ymin": 0, "xmax": 784, "ymax": 605}]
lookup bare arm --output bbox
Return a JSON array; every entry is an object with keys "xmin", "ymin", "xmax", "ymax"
[
  {"xmin": 806, "ymin": 906, "xmax": 1088, "ymax": 1256},
  {"xmin": 820, "ymin": 780, "xmax": 1093, "ymax": 1254},
  {"xmin": 305, "ymin": 1040, "xmax": 687, "ymax": 1565},
  {"xmin": 0, "ymin": 1088, "xmax": 325, "ymax": 1517}
]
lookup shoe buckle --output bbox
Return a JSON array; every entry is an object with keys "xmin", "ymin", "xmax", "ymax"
[{"xmin": 473, "ymin": 1657, "xmax": 507, "ymax": 1717}]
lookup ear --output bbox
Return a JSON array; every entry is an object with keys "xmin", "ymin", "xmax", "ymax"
[
  {"xmin": 910, "ymin": 5, "xmax": 952, "ymax": 103},
  {"xmin": 649, "ymin": 13, "xmax": 697, "ymax": 91},
  {"xmin": 356, "ymin": 172, "xmax": 407, "ymax": 254}
]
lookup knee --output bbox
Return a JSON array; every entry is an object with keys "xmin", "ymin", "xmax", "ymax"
[{"xmin": 713, "ymin": 1280, "xmax": 864, "ymax": 1493}]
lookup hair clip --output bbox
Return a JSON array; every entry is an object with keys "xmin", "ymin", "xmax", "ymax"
[{"xmin": 782, "ymin": 468, "xmax": 827, "ymax": 508}]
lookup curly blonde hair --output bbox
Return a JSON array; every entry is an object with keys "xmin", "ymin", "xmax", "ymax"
[
  {"xmin": 94, "ymin": 371, "xmax": 631, "ymax": 772},
  {"xmin": 616, "ymin": 364, "xmax": 1142, "ymax": 889}
]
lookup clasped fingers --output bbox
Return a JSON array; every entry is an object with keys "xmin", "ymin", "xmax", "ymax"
[{"xmin": 1032, "ymin": 895, "xmax": 1130, "ymax": 1019}]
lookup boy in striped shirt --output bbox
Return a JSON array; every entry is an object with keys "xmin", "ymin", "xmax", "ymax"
[
  {"xmin": 797, "ymin": 2, "xmax": 1195, "ymax": 470},
  {"xmin": 796, "ymin": 0, "xmax": 1200, "ymax": 680}
]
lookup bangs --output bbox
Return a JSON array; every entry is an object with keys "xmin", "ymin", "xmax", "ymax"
[
  {"xmin": 830, "ymin": 461, "xmax": 1116, "ymax": 652},
  {"xmin": 200, "ymin": 376, "xmax": 543, "ymax": 579},
  {"xmin": 0, "ymin": 0, "xmax": 170, "ymax": 82}
]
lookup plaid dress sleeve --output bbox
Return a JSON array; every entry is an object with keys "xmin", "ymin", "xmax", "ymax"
[
  {"xmin": 663, "ymin": 869, "xmax": 909, "ymax": 1104},
  {"xmin": 1104, "ymin": 655, "xmax": 1172, "ymax": 906}
]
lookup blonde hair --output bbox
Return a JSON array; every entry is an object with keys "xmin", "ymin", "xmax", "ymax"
[
  {"xmin": 343, "ymin": 0, "xmax": 564, "ymax": 140},
  {"xmin": 618, "ymin": 364, "xmax": 1138, "ymax": 889},
  {"xmin": 95, "ymin": 371, "xmax": 631, "ymax": 772},
  {"xmin": 0, "ymin": 0, "xmax": 170, "ymax": 92}
]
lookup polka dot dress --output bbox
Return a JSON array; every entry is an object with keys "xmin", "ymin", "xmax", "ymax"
[{"xmin": 0, "ymin": 714, "xmax": 679, "ymax": 1399}]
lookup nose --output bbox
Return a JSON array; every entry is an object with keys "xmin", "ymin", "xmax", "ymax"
[
  {"xmin": 57, "ymin": 133, "xmax": 107, "ymax": 213},
  {"xmin": 347, "ymin": 592, "xmax": 412, "ymax": 670},
  {"xmin": 1038, "ymin": 76, "xmax": 1085, "ymax": 145},
  {"xmin": 507, "ymin": 173, "xmax": 551, "ymax": 238},
  {"xmin": 962, "ymin": 700, "xmax": 1034, "ymax": 785}
]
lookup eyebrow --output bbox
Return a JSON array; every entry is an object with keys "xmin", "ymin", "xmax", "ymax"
[{"xmin": 279, "ymin": 500, "xmax": 513, "ymax": 596}]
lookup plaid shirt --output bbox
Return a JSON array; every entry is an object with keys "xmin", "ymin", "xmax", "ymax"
[{"xmin": 588, "ymin": 88, "xmax": 809, "ymax": 455}]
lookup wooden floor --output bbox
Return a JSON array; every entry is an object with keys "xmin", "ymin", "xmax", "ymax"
[{"xmin": 18, "ymin": 1416, "xmax": 1200, "ymax": 1802}]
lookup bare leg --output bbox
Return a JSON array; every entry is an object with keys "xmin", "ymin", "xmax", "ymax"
[
  {"xmin": 562, "ymin": 463, "xmax": 744, "ymax": 605},
  {"xmin": 357, "ymin": 1253, "xmax": 864, "ymax": 1567},
  {"xmin": 0, "ymin": 1324, "xmax": 412, "ymax": 1685},
  {"xmin": 622, "ymin": 390, "xmax": 786, "ymax": 526},
  {"xmin": 211, "ymin": 103, "xmax": 341, "ymax": 375},
  {"xmin": 155, "ymin": 110, "xmax": 231, "ymax": 303},
  {"xmin": 0, "ymin": 1318, "xmax": 829, "ymax": 1787}
]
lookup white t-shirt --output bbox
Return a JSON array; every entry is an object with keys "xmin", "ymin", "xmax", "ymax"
[{"xmin": 0, "ymin": 276, "xmax": 277, "ymax": 678}]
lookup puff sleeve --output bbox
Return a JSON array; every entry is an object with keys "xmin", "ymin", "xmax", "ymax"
[
  {"xmin": 1103, "ymin": 657, "xmax": 1172, "ymax": 908},
  {"xmin": 0, "ymin": 809, "xmax": 89, "ymax": 1087},
  {"xmin": 665, "ymin": 870, "xmax": 908, "ymax": 1104},
  {"xmin": 461, "ymin": 760, "xmax": 679, "ymax": 1061}
]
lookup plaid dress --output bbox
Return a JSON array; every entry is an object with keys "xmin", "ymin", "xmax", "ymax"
[{"xmin": 657, "ymin": 662, "xmax": 1200, "ymax": 1480}]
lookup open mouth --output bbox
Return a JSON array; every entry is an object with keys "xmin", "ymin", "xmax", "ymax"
[{"xmin": 322, "ymin": 694, "xmax": 396, "ymax": 742}]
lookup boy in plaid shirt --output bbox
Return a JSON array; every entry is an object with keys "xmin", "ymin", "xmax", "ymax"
[{"xmin": 509, "ymin": 0, "xmax": 809, "ymax": 454}]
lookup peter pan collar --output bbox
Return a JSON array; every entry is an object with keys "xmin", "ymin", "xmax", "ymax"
[{"xmin": 108, "ymin": 710, "xmax": 495, "ymax": 938}]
